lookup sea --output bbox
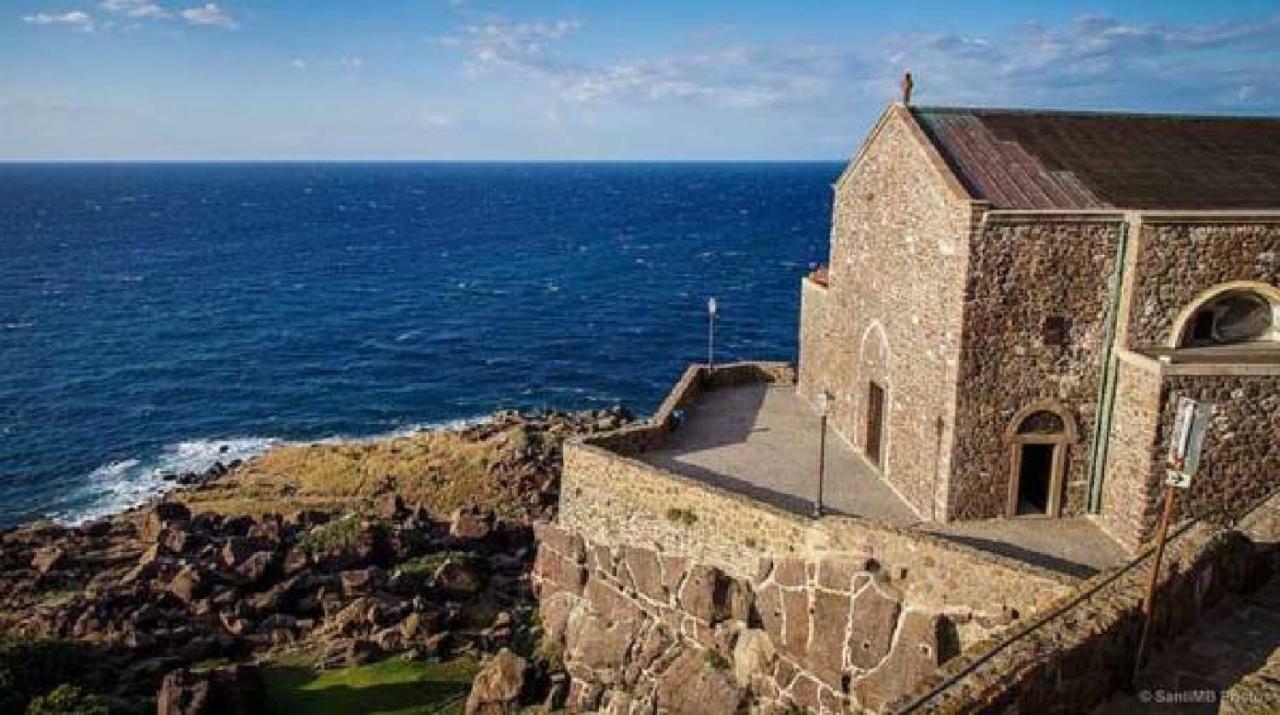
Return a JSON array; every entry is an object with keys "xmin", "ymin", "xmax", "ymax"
[{"xmin": 0, "ymin": 162, "xmax": 841, "ymax": 527}]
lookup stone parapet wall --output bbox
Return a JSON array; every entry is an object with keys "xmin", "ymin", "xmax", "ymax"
[
  {"xmin": 533, "ymin": 521, "xmax": 1056, "ymax": 714},
  {"xmin": 895, "ymin": 497, "xmax": 1280, "ymax": 715},
  {"xmin": 561, "ymin": 441, "xmax": 1072, "ymax": 616},
  {"xmin": 588, "ymin": 362, "xmax": 794, "ymax": 456}
]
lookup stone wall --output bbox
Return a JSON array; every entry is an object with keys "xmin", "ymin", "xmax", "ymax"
[
  {"xmin": 797, "ymin": 105, "xmax": 978, "ymax": 520},
  {"xmin": 1124, "ymin": 218, "xmax": 1280, "ymax": 349},
  {"xmin": 1159, "ymin": 372, "xmax": 1280, "ymax": 527},
  {"xmin": 588, "ymin": 362, "xmax": 793, "ymax": 456},
  {"xmin": 533, "ymin": 521, "xmax": 1066, "ymax": 714},
  {"xmin": 949, "ymin": 214, "xmax": 1125, "ymax": 520},
  {"xmin": 1097, "ymin": 350, "xmax": 1280, "ymax": 550},
  {"xmin": 1097, "ymin": 352, "xmax": 1164, "ymax": 551},
  {"xmin": 561, "ymin": 441, "xmax": 1072, "ymax": 612},
  {"xmin": 896, "ymin": 497, "xmax": 1280, "ymax": 715}
]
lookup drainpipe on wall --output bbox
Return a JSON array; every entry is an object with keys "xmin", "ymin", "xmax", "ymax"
[{"xmin": 1086, "ymin": 216, "xmax": 1133, "ymax": 512}]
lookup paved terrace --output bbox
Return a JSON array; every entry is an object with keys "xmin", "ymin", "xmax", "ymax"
[{"xmin": 640, "ymin": 381, "xmax": 1128, "ymax": 577}]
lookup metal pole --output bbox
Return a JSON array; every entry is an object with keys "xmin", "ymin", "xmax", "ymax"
[
  {"xmin": 1133, "ymin": 485, "xmax": 1178, "ymax": 685},
  {"xmin": 814, "ymin": 413, "xmax": 826, "ymax": 517},
  {"xmin": 708, "ymin": 310, "xmax": 715, "ymax": 371}
]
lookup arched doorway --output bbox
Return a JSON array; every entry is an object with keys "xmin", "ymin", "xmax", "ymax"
[{"xmin": 1005, "ymin": 404, "xmax": 1078, "ymax": 518}]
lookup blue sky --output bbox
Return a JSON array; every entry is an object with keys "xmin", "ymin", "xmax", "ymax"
[{"xmin": 3, "ymin": 0, "xmax": 1279, "ymax": 159}]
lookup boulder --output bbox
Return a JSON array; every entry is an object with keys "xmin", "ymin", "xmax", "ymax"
[
  {"xmin": 31, "ymin": 546, "xmax": 66, "ymax": 573},
  {"xmin": 341, "ymin": 567, "xmax": 380, "ymax": 597},
  {"xmin": 450, "ymin": 508, "xmax": 492, "ymax": 540},
  {"xmin": 432, "ymin": 559, "xmax": 483, "ymax": 596},
  {"xmin": 168, "ymin": 565, "xmax": 206, "ymax": 604},
  {"xmin": 142, "ymin": 502, "xmax": 192, "ymax": 542},
  {"xmin": 376, "ymin": 492, "xmax": 406, "ymax": 519},
  {"xmin": 465, "ymin": 648, "xmax": 528, "ymax": 715},
  {"xmin": 156, "ymin": 664, "xmax": 261, "ymax": 715},
  {"xmin": 160, "ymin": 526, "xmax": 192, "ymax": 555},
  {"xmin": 219, "ymin": 537, "xmax": 255, "ymax": 570},
  {"xmin": 236, "ymin": 551, "xmax": 276, "ymax": 586}
]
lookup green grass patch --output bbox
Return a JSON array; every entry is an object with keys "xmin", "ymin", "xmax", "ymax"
[
  {"xmin": 298, "ymin": 515, "xmax": 388, "ymax": 555},
  {"xmin": 665, "ymin": 507, "xmax": 698, "ymax": 527},
  {"xmin": 397, "ymin": 552, "xmax": 485, "ymax": 586},
  {"xmin": 261, "ymin": 654, "xmax": 479, "ymax": 715}
]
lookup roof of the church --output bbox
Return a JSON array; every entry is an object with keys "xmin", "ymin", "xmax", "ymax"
[{"xmin": 909, "ymin": 106, "xmax": 1280, "ymax": 210}]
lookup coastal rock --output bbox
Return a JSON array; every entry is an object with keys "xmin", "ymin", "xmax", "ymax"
[
  {"xmin": 450, "ymin": 508, "xmax": 492, "ymax": 540},
  {"xmin": 156, "ymin": 664, "xmax": 261, "ymax": 715},
  {"xmin": 341, "ymin": 567, "xmax": 380, "ymax": 597},
  {"xmin": 142, "ymin": 502, "xmax": 192, "ymax": 543},
  {"xmin": 31, "ymin": 545, "xmax": 67, "ymax": 573},
  {"xmin": 465, "ymin": 648, "xmax": 528, "ymax": 715},
  {"xmin": 168, "ymin": 565, "xmax": 206, "ymax": 604},
  {"xmin": 433, "ymin": 559, "xmax": 483, "ymax": 596}
]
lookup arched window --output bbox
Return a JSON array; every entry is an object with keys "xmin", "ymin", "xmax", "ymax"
[{"xmin": 1176, "ymin": 287, "xmax": 1279, "ymax": 349}]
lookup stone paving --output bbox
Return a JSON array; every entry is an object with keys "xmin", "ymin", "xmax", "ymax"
[
  {"xmin": 1096, "ymin": 576, "xmax": 1280, "ymax": 714},
  {"xmin": 641, "ymin": 382, "xmax": 919, "ymax": 526},
  {"xmin": 640, "ymin": 383, "xmax": 1130, "ymax": 576},
  {"xmin": 927, "ymin": 516, "xmax": 1131, "ymax": 577}
]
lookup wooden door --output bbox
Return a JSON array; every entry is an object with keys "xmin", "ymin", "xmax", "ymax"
[{"xmin": 866, "ymin": 382, "xmax": 885, "ymax": 466}]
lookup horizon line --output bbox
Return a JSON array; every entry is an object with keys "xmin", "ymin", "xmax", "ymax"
[{"xmin": 0, "ymin": 157, "xmax": 849, "ymax": 164}]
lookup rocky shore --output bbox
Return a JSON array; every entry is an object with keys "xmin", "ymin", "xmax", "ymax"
[{"xmin": 0, "ymin": 407, "xmax": 631, "ymax": 715}]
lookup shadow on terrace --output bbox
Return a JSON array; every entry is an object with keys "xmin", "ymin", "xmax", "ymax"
[{"xmin": 598, "ymin": 362, "xmax": 918, "ymax": 526}]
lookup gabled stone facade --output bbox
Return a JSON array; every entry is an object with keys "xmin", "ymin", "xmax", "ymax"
[{"xmin": 799, "ymin": 103, "xmax": 1280, "ymax": 550}]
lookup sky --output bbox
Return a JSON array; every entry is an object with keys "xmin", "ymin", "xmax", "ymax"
[{"xmin": 3, "ymin": 0, "xmax": 1280, "ymax": 160}]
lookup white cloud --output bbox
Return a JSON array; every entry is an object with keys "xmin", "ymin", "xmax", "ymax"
[
  {"xmin": 438, "ymin": 12, "xmax": 1280, "ymax": 113},
  {"xmin": 420, "ymin": 113, "xmax": 453, "ymax": 127},
  {"xmin": 436, "ymin": 17, "xmax": 583, "ymax": 78},
  {"xmin": 180, "ymin": 2, "xmax": 236, "ymax": 29},
  {"xmin": 22, "ymin": 10, "xmax": 94, "ymax": 30},
  {"xmin": 290, "ymin": 58, "xmax": 308, "ymax": 69},
  {"xmin": 341, "ymin": 56, "xmax": 364, "ymax": 70},
  {"xmin": 100, "ymin": 0, "xmax": 170, "ymax": 20}
]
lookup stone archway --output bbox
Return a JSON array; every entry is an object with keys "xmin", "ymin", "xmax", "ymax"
[
  {"xmin": 1169, "ymin": 281, "xmax": 1280, "ymax": 349},
  {"xmin": 857, "ymin": 322, "xmax": 892, "ymax": 471},
  {"xmin": 1004, "ymin": 402, "xmax": 1079, "ymax": 518}
]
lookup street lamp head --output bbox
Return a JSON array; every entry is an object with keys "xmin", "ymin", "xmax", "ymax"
[
  {"xmin": 816, "ymin": 389, "xmax": 832, "ymax": 417},
  {"xmin": 707, "ymin": 297, "xmax": 718, "ymax": 317}
]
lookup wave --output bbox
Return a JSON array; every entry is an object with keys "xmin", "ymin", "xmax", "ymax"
[{"xmin": 53, "ymin": 417, "xmax": 490, "ymax": 526}]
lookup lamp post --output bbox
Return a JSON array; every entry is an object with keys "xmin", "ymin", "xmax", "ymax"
[
  {"xmin": 707, "ymin": 297, "xmax": 718, "ymax": 372},
  {"xmin": 814, "ymin": 389, "xmax": 832, "ymax": 518}
]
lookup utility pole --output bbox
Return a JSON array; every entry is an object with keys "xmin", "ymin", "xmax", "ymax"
[{"xmin": 1133, "ymin": 397, "xmax": 1212, "ymax": 684}]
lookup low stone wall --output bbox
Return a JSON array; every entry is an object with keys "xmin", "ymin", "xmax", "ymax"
[
  {"xmin": 534, "ymin": 523, "xmax": 1017, "ymax": 714},
  {"xmin": 588, "ymin": 361, "xmax": 794, "ymax": 456},
  {"xmin": 550, "ymin": 429, "xmax": 1081, "ymax": 712},
  {"xmin": 894, "ymin": 494, "xmax": 1280, "ymax": 714},
  {"xmin": 548, "ymin": 360, "xmax": 1085, "ymax": 712}
]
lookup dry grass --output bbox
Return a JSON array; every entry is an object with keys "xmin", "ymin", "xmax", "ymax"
[{"xmin": 178, "ymin": 425, "xmax": 542, "ymax": 519}]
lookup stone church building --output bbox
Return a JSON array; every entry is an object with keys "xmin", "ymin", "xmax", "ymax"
[{"xmin": 797, "ymin": 101, "xmax": 1280, "ymax": 551}]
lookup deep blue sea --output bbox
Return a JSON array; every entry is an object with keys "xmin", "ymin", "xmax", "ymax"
[{"xmin": 0, "ymin": 162, "xmax": 839, "ymax": 526}]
